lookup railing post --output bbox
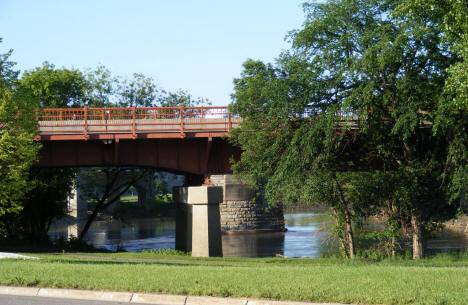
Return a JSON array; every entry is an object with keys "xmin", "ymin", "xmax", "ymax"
[
  {"xmin": 132, "ymin": 105, "xmax": 136, "ymax": 138},
  {"xmin": 228, "ymin": 112, "xmax": 232, "ymax": 131},
  {"xmin": 83, "ymin": 106, "xmax": 88, "ymax": 139},
  {"xmin": 180, "ymin": 106, "xmax": 184, "ymax": 135}
]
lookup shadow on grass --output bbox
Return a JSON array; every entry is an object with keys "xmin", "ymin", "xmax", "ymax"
[
  {"xmin": 0, "ymin": 238, "xmax": 109, "ymax": 254},
  {"xmin": 38, "ymin": 255, "xmax": 250, "ymax": 268}
]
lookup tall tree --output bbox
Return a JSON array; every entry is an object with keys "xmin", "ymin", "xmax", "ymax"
[
  {"xmin": 400, "ymin": 0, "xmax": 468, "ymax": 214},
  {"xmin": 21, "ymin": 62, "xmax": 88, "ymax": 108},
  {"xmin": 118, "ymin": 73, "xmax": 159, "ymax": 107},
  {"xmin": 19, "ymin": 63, "xmax": 86, "ymax": 241},
  {"xmin": 159, "ymin": 89, "xmax": 210, "ymax": 107},
  {"xmin": 0, "ymin": 40, "xmax": 40, "ymax": 235},
  {"xmin": 84, "ymin": 65, "xmax": 119, "ymax": 107},
  {"xmin": 231, "ymin": 0, "xmax": 458, "ymax": 259}
]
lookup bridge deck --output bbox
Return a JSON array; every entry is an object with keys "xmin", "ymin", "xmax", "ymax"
[{"xmin": 36, "ymin": 106, "xmax": 240, "ymax": 140}]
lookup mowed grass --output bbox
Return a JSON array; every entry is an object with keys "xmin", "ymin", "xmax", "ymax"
[{"xmin": 0, "ymin": 253, "xmax": 467, "ymax": 305}]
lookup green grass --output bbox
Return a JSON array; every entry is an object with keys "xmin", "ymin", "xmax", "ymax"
[
  {"xmin": 119, "ymin": 195, "xmax": 138, "ymax": 203},
  {"xmin": 0, "ymin": 252, "xmax": 467, "ymax": 304}
]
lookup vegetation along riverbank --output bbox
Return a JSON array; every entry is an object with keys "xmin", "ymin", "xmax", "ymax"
[{"xmin": 0, "ymin": 251, "xmax": 467, "ymax": 305}]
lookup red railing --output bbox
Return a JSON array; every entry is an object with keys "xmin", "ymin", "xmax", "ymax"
[{"xmin": 37, "ymin": 106, "xmax": 239, "ymax": 139}]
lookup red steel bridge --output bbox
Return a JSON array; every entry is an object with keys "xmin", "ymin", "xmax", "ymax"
[{"xmin": 35, "ymin": 106, "xmax": 241, "ymax": 175}]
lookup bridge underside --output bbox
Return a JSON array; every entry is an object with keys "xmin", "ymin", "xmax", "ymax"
[{"xmin": 36, "ymin": 137, "xmax": 240, "ymax": 175}]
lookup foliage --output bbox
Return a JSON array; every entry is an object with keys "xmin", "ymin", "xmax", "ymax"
[
  {"xmin": 118, "ymin": 73, "xmax": 159, "ymax": 107},
  {"xmin": 25, "ymin": 168, "xmax": 75, "ymax": 235},
  {"xmin": 159, "ymin": 89, "xmax": 211, "ymax": 107},
  {"xmin": 21, "ymin": 63, "xmax": 211, "ymax": 109},
  {"xmin": 20, "ymin": 62, "xmax": 88, "ymax": 108},
  {"xmin": 1, "ymin": 168, "xmax": 75, "ymax": 241},
  {"xmin": 117, "ymin": 74, "xmax": 211, "ymax": 107},
  {"xmin": 399, "ymin": 0, "xmax": 468, "ymax": 213},
  {"xmin": 84, "ymin": 65, "xmax": 119, "ymax": 107},
  {"xmin": 230, "ymin": 0, "xmax": 460, "ymax": 258},
  {"xmin": 0, "ymin": 40, "xmax": 40, "ymax": 235}
]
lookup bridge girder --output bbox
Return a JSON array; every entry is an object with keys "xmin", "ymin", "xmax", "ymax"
[{"xmin": 35, "ymin": 137, "xmax": 239, "ymax": 175}]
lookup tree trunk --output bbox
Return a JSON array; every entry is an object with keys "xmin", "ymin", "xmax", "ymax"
[
  {"xmin": 332, "ymin": 208, "xmax": 348, "ymax": 258},
  {"xmin": 78, "ymin": 203, "xmax": 102, "ymax": 241},
  {"xmin": 333, "ymin": 176, "xmax": 355, "ymax": 259},
  {"xmin": 391, "ymin": 236, "xmax": 396, "ymax": 258},
  {"xmin": 411, "ymin": 214, "xmax": 424, "ymax": 259},
  {"xmin": 343, "ymin": 207, "xmax": 355, "ymax": 259},
  {"xmin": 77, "ymin": 169, "xmax": 148, "ymax": 241}
]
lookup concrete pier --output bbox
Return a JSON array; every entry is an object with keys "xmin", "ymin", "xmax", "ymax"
[
  {"xmin": 174, "ymin": 186, "xmax": 223, "ymax": 257},
  {"xmin": 66, "ymin": 182, "xmax": 88, "ymax": 239}
]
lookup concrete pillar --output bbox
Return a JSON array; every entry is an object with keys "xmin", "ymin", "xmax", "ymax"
[
  {"xmin": 174, "ymin": 186, "xmax": 223, "ymax": 257},
  {"xmin": 68, "ymin": 182, "xmax": 88, "ymax": 220},
  {"xmin": 66, "ymin": 182, "xmax": 88, "ymax": 239}
]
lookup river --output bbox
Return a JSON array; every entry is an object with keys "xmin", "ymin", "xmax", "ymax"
[{"xmin": 49, "ymin": 213, "xmax": 468, "ymax": 257}]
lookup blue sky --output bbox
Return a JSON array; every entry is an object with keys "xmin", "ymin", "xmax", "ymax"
[{"xmin": 0, "ymin": 1, "xmax": 305, "ymax": 106}]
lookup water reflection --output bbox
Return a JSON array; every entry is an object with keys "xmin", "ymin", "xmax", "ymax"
[
  {"xmin": 428, "ymin": 230, "xmax": 468, "ymax": 250},
  {"xmin": 284, "ymin": 213, "xmax": 335, "ymax": 257},
  {"xmin": 49, "ymin": 213, "xmax": 468, "ymax": 257},
  {"xmin": 223, "ymin": 232, "xmax": 284, "ymax": 257}
]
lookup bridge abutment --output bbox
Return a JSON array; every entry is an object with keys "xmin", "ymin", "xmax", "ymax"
[
  {"xmin": 210, "ymin": 175, "xmax": 285, "ymax": 233},
  {"xmin": 174, "ymin": 186, "xmax": 223, "ymax": 257}
]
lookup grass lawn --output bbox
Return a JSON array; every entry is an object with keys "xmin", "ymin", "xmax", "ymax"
[{"xmin": 0, "ymin": 252, "xmax": 467, "ymax": 305}]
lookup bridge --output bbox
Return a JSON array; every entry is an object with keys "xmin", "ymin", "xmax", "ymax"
[
  {"xmin": 35, "ymin": 106, "xmax": 283, "ymax": 257},
  {"xmin": 35, "ymin": 106, "xmax": 241, "ymax": 175}
]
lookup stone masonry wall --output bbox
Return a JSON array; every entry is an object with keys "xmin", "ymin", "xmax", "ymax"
[{"xmin": 210, "ymin": 175, "xmax": 285, "ymax": 233}]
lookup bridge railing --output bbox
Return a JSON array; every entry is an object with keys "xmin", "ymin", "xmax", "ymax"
[{"xmin": 37, "ymin": 106, "xmax": 239, "ymax": 137}]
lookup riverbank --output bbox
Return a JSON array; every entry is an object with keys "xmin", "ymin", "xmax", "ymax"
[{"xmin": 0, "ymin": 252, "xmax": 466, "ymax": 305}]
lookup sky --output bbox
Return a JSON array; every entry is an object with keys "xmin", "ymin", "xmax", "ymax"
[{"xmin": 0, "ymin": 1, "xmax": 305, "ymax": 106}]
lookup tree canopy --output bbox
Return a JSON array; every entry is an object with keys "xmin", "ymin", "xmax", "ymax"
[
  {"xmin": 230, "ymin": 0, "xmax": 464, "ymax": 258},
  {"xmin": 0, "ymin": 40, "xmax": 40, "ymax": 231},
  {"xmin": 21, "ymin": 63, "xmax": 210, "ymax": 109}
]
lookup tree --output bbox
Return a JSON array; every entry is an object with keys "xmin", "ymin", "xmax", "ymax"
[
  {"xmin": 18, "ymin": 63, "xmax": 92, "ymax": 242},
  {"xmin": 230, "ymin": 57, "xmax": 364, "ymax": 258},
  {"xmin": 20, "ymin": 62, "xmax": 88, "ymax": 108},
  {"xmin": 0, "ymin": 40, "xmax": 40, "ymax": 235},
  {"xmin": 2, "ymin": 168, "xmax": 75, "ymax": 242},
  {"xmin": 118, "ymin": 73, "xmax": 210, "ymax": 108},
  {"xmin": 231, "ymin": 0, "xmax": 459, "ymax": 259},
  {"xmin": 159, "ymin": 89, "xmax": 210, "ymax": 107},
  {"xmin": 118, "ymin": 73, "xmax": 159, "ymax": 107},
  {"xmin": 84, "ymin": 65, "xmax": 119, "ymax": 107},
  {"xmin": 399, "ymin": 1, "xmax": 468, "ymax": 215}
]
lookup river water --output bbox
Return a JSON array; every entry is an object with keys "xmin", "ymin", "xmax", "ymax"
[{"xmin": 49, "ymin": 213, "xmax": 468, "ymax": 257}]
